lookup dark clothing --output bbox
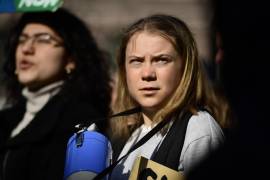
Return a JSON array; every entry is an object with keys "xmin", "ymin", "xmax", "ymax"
[
  {"xmin": 151, "ymin": 111, "xmax": 192, "ymax": 170},
  {"xmin": 0, "ymin": 93, "xmax": 104, "ymax": 180}
]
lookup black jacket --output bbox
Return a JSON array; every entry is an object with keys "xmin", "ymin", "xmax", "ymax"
[{"xmin": 0, "ymin": 93, "xmax": 106, "ymax": 180}]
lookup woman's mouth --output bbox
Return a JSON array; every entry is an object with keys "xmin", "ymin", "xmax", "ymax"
[
  {"xmin": 18, "ymin": 60, "xmax": 34, "ymax": 70},
  {"xmin": 139, "ymin": 87, "xmax": 160, "ymax": 95}
]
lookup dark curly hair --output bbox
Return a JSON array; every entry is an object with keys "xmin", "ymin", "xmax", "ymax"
[{"xmin": 2, "ymin": 8, "xmax": 112, "ymax": 116}]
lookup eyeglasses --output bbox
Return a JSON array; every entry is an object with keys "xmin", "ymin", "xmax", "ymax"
[{"xmin": 18, "ymin": 33, "xmax": 63, "ymax": 47}]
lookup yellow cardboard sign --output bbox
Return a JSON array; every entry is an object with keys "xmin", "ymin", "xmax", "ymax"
[{"xmin": 129, "ymin": 156, "xmax": 185, "ymax": 180}]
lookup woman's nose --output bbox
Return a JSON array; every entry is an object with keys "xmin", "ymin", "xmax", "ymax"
[{"xmin": 141, "ymin": 64, "xmax": 157, "ymax": 81}]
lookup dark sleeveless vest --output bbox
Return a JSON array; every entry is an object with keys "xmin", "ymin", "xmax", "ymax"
[{"xmin": 151, "ymin": 111, "xmax": 193, "ymax": 170}]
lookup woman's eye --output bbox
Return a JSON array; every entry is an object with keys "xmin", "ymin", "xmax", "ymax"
[
  {"xmin": 35, "ymin": 35, "xmax": 52, "ymax": 44},
  {"xmin": 36, "ymin": 38, "xmax": 51, "ymax": 44},
  {"xmin": 129, "ymin": 59, "xmax": 143, "ymax": 65},
  {"xmin": 154, "ymin": 58, "xmax": 169, "ymax": 64}
]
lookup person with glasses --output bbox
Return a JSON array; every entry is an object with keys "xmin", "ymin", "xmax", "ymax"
[
  {"xmin": 109, "ymin": 14, "xmax": 229, "ymax": 179},
  {"xmin": 0, "ymin": 8, "xmax": 111, "ymax": 180}
]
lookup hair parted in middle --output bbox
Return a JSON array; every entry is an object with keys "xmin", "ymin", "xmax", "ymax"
[{"xmin": 111, "ymin": 14, "xmax": 231, "ymax": 138}]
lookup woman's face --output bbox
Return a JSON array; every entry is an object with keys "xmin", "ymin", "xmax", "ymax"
[
  {"xmin": 125, "ymin": 31, "xmax": 183, "ymax": 114},
  {"xmin": 15, "ymin": 23, "xmax": 74, "ymax": 90}
]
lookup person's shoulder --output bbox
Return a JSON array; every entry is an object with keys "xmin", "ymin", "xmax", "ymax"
[
  {"xmin": 0, "ymin": 103, "xmax": 25, "ymax": 127},
  {"xmin": 188, "ymin": 111, "xmax": 219, "ymax": 128},
  {"xmin": 185, "ymin": 111, "xmax": 224, "ymax": 141},
  {"xmin": 0, "ymin": 107, "xmax": 8, "ymax": 118},
  {"xmin": 0, "ymin": 103, "xmax": 24, "ymax": 116}
]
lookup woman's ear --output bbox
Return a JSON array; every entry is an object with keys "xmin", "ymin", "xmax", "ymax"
[{"xmin": 65, "ymin": 59, "xmax": 76, "ymax": 74}]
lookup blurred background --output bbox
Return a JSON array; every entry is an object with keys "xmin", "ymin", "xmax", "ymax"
[{"xmin": 0, "ymin": 0, "xmax": 215, "ymax": 109}]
